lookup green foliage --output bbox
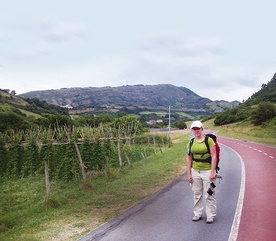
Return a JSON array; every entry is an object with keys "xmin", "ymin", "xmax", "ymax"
[
  {"xmin": 0, "ymin": 91, "xmax": 71, "ymax": 132},
  {"xmin": 6, "ymin": 145, "xmax": 24, "ymax": 178},
  {"xmin": 0, "ymin": 139, "xmax": 8, "ymax": 177},
  {"xmin": 23, "ymin": 97, "xmax": 68, "ymax": 115},
  {"xmin": 79, "ymin": 139, "xmax": 96, "ymax": 170},
  {"xmin": 41, "ymin": 114, "xmax": 74, "ymax": 128},
  {"xmin": 88, "ymin": 140, "xmax": 106, "ymax": 170},
  {"xmin": 115, "ymin": 111, "xmax": 128, "ymax": 118},
  {"xmin": 261, "ymin": 117, "xmax": 276, "ymax": 138},
  {"xmin": 0, "ymin": 111, "xmax": 30, "ymax": 132},
  {"xmin": 251, "ymin": 102, "xmax": 276, "ymax": 125},
  {"xmin": 173, "ymin": 120, "xmax": 187, "ymax": 129},
  {"xmin": 55, "ymin": 143, "xmax": 80, "ymax": 181},
  {"xmin": 0, "ymin": 177, "xmax": 45, "ymax": 235},
  {"xmin": 0, "ymin": 121, "xmax": 167, "ymax": 182},
  {"xmin": 214, "ymin": 106, "xmax": 250, "ymax": 125},
  {"xmin": 214, "ymin": 72, "xmax": 276, "ymax": 126},
  {"xmin": 247, "ymin": 73, "xmax": 276, "ymax": 104},
  {"xmin": 0, "ymin": 133, "xmax": 183, "ymax": 240},
  {"xmin": 112, "ymin": 115, "xmax": 145, "ymax": 136},
  {"xmin": 93, "ymin": 114, "xmax": 114, "ymax": 127},
  {"xmin": 71, "ymin": 115, "xmax": 95, "ymax": 127},
  {"xmin": 201, "ymin": 115, "xmax": 214, "ymax": 122},
  {"xmin": 21, "ymin": 144, "xmax": 40, "ymax": 177},
  {"xmin": 0, "ymin": 91, "xmax": 170, "ymax": 182},
  {"xmin": 133, "ymin": 134, "xmax": 170, "ymax": 145}
]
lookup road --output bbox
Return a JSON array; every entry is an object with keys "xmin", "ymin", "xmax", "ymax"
[
  {"xmin": 78, "ymin": 136, "xmax": 276, "ymax": 241},
  {"xmin": 218, "ymin": 136, "xmax": 276, "ymax": 241}
]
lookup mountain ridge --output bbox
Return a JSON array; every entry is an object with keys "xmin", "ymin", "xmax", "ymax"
[{"xmin": 19, "ymin": 84, "xmax": 239, "ymax": 115}]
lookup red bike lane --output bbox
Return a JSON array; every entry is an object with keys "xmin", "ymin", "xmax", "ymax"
[{"xmin": 218, "ymin": 136, "xmax": 276, "ymax": 241}]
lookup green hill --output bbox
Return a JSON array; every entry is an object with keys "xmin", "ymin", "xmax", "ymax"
[
  {"xmin": 0, "ymin": 89, "xmax": 68, "ymax": 132},
  {"xmin": 19, "ymin": 84, "xmax": 239, "ymax": 116},
  {"xmin": 247, "ymin": 72, "xmax": 276, "ymax": 104},
  {"xmin": 213, "ymin": 72, "xmax": 276, "ymax": 127}
]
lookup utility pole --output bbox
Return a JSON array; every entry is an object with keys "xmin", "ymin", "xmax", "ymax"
[{"xmin": 168, "ymin": 105, "xmax": 171, "ymax": 136}]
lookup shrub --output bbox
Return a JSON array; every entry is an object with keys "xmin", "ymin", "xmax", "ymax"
[{"xmin": 251, "ymin": 102, "xmax": 276, "ymax": 125}]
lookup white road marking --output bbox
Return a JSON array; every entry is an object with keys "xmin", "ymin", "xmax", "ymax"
[
  {"xmin": 221, "ymin": 138, "xmax": 276, "ymax": 162},
  {"xmin": 224, "ymin": 145, "xmax": 246, "ymax": 241}
]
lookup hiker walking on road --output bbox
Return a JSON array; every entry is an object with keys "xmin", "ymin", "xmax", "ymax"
[{"xmin": 186, "ymin": 120, "xmax": 217, "ymax": 223}]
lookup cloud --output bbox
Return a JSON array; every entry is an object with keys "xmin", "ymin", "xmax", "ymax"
[
  {"xmin": 119, "ymin": 35, "xmax": 224, "ymax": 83},
  {"xmin": 1, "ymin": 30, "xmax": 272, "ymax": 102},
  {"xmin": 0, "ymin": 21, "xmax": 87, "ymax": 62},
  {"xmin": 0, "ymin": 30, "xmax": 8, "ymax": 41},
  {"xmin": 1, "ymin": 55, "xmax": 131, "ymax": 94},
  {"xmin": 138, "ymin": 35, "xmax": 223, "ymax": 66},
  {"xmin": 39, "ymin": 21, "xmax": 87, "ymax": 42},
  {"xmin": 113, "ymin": 34, "xmax": 266, "ymax": 101},
  {"xmin": 141, "ymin": 35, "xmax": 223, "ymax": 56},
  {"xmin": 8, "ymin": 21, "xmax": 87, "ymax": 42},
  {"xmin": 9, "ymin": 43, "xmax": 52, "ymax": 60}
]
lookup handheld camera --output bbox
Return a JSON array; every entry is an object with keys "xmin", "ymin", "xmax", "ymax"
[{"xmin": 207, "ymin": 182, "xmax": 216, "ymax": 195}]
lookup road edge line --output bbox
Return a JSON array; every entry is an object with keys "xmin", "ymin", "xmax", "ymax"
[{"xmin": 223, "ymin": 144, "xmax": 246, "ymax": 241}]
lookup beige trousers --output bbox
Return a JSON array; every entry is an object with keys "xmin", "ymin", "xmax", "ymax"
[{"xmin": 191, "ymin": 168, "xmax": 216, "ymax": 218}]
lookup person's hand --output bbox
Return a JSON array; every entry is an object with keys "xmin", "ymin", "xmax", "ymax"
[
  {"xmin": 187, "ymin": 175, "xmax": 193, "ymax": 183},
  {"xmin": 209, "ymin": 172, "xmax": 216, "ymax": 181}
]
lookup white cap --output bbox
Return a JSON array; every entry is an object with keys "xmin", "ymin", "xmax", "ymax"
[{"xmin": 190, "ymin": 120, "xmax": 203, "ymax": 129}]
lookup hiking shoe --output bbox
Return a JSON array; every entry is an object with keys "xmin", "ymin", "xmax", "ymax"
[
  {"xmin": 192, "ymin": 216, "xmax": 202, "ymax": 222},
  {"xmin": 206, "ymin": 217, "xmax": 214, "ymax": 223}
]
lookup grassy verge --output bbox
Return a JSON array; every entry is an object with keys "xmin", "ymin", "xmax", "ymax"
[
  {"xmin": 203, "ymin": 119, "xmax": 276, "ymax": 145},
  {"xmin": 0, "ymin": 130, "xmax": 189, "ymax": 241}
]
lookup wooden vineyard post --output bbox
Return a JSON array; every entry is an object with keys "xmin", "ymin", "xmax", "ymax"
[
  {"xmin": 153, "ymin": 136, "xmax": 157, "ymax": 155},
  {"xmin": 74, "ymin": 141, "xmax": 86, "ymax": 180},
  {"xmin": 104, "ymin": 156, "xmax": 110, "ymax": 176},
  {"xmin": 44, "ymin": 161, "xmax": 50, "ymax": 199},
  {"xmin": 157, "ymin": 142, "xmax": 163, "ymax": 153},
  {"xmin": 142, "ymin": 147, "xmax": 147, "ymax": 161},
  {"xmin": 125, "ymin": 153, "xmax": 131, "ymax": 165},
  {"xmin": 117, "ymin": 140, "xmax": 123, "ymax": 168}
]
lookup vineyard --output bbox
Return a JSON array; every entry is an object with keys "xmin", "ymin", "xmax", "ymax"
[{"xmin": 0, "ymin": 123, "xmax": 170, "ymax": 198}]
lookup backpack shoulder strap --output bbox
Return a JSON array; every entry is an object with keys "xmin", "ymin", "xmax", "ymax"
[
  {"xmin": 188, "ymin": 137, "xmax": 195, "ymax": 155},
  {"xmin": 189, "ymin": 136, "xmax": 211, "ymax": 156},
  {"xmin": 190, "ymin": 137, "xmax": 195, "ymax": 147},
  {"xmin": 204, "ymin": 136, "xmax": 210, "ymax": 154}
]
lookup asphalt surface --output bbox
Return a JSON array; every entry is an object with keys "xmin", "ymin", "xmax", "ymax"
[
  {"xmin": 218, "ymin": 137, "xmax": 276, "ymax": 241},
  {"xmin": 78, "ymin": 144, "xmax": 243, "ymax": 241}
]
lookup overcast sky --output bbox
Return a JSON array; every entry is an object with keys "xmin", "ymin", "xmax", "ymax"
[{"xmin": 0, "ymin": 0, "xmax": 275, "ymax": 102}]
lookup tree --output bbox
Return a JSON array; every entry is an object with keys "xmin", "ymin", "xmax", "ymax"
[
  {"xmin": 173, "ymin": 120, "xmax": 187, "ymax": 129},
  {"xmin": 115, "ymin": 111, "xmax": 128, "ymax": 118},
  {"xmin": 251, "ymin": 102, "xmax": 276, "ymax": 125},
  {"xmin": 93, "ymin": 114, "xmax": 114, "ymax": 127},
  {"xmin": 47, "ymin": 114, "xmax": 73, "ymax": 127},
  {"xmin": 0, "ymin": 112, "xmax": 29, "ymax": 132}
]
